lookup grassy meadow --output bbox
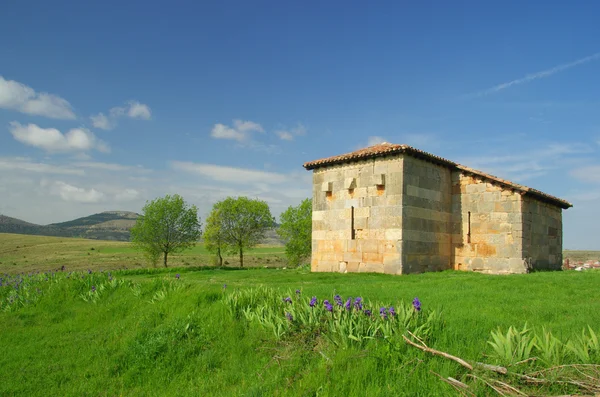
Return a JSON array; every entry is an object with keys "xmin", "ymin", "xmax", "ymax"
[
  {"xmin": 0, "ymin": 233, "xmax": 286, "ymax": 274},
  {"xmin": 1, "ymin": 233, "xmax": 600, "ymax": 396}
]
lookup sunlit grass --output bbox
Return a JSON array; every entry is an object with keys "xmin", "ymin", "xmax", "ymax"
[{"xmin": 1, "ymin": 268, "xmax": 599, "ymax": 396}]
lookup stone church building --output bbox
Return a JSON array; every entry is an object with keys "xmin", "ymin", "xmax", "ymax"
[{"xmin": 303, "ymin": 143, "xmax": 572, "ymax": 275}]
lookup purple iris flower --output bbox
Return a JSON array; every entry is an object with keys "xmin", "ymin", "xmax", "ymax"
[
  {"xmin": 389, "ymin": 306, "xmax": 396, "ymax": 317},
  {"xmin": 285, "ymin": 312, "xmax": 293, "ymax": 321},
  {"xmin": 364, "ymin": 309, "xmax": 372, "ymax": 317},
  {"xmin": 380, "ymin": 307, "xmax": 388, "ymax": 319},
  {"xmin": 295, "ymin": 289, "xmax": 301, "ymax": 295},
  {"xmin": 413, "ymin": 297, "xmax": 421, "ymax": 312},
  {"xmin": 223, "ymin": 284, "xmax": 227, "ymax": 289},
  {"xmin": 91, "ymin": 285, "xmax": 96, "ymax": 292},
  {"xmin": 175, "ymin": 274, "xmax": 180, "ymax": 279},
  {"xmin": 283, "ymin": 297, "xmax": 292, "ymax": 304},
  {"xmin": 309, "ymin": 296, "xmax": 317, "ymax": 307},
  {"xmin": 354, "ymin": 297, "xmax": 363, "ymax": 310},
  {"xmin": 334, "ymin": 294, "xmax": 343, "ymax": 306},
  {"xmin": 88, "ymin": 269, "xmax": 92, "ymax": 274},
  {"xmin": 324, "ymin": 300, "xmax": 333, "ymax": 312},
  {"xmin": 344, "ymin": 297, "xmax": 352, "ymax": 311}
]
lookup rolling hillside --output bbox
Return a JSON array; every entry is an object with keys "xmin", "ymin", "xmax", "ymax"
[
  {"xmin": 0, "ymin": 211, "xmax": 283, "ymax": 244},
  {"xmin": 0, "ymin": 211, "xmax": 139, "ymax": 241}
]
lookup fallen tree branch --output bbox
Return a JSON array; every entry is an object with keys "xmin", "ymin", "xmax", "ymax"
[
  {"xmin": 430, "ymin": 371, "xmax": 474, "ymax": 397},
  {"xmin": 402, "ymin": 334, "xmax": 473, "ymax": 370},
  {"xmin": 403, "ymin": 333, "xmax": 600, "ymax": 395}
]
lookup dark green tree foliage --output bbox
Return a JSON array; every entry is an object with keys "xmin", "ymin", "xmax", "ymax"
[
  {"xmin": 278, "ymin": 198, "xmax": 312, "ymax": 266},
  {"xmin": 210, "ymin": 196, "xmax": 274, "ymax": 267},
  {"xmin": 130, "ymin": 194, "xmax": 202, "ymax": 267}
]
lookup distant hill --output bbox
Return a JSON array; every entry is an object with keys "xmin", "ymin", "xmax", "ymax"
[
  {"xmin": 0, "ymin": 211, "xmax": 284, "ymax": 244},
  {"xmin": 0, "ymin": 211, "xmax": 139, "ymax": 241}
]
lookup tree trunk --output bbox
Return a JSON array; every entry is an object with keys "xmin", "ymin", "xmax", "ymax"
[
  {"xmin": 217, "ymin": 246, "xmax": 223, "ymax": 267},
  {"xmin": 163, "ymin": 251, "xmax": 168, "ymax": 267},
  {"xmin": 239, "ymin": 245, "xmax": 243, "ymax": 268}
]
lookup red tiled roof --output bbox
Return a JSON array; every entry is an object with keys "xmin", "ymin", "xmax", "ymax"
[{"xmin": 303, "ymin": 143, "xmax": 572, "ymax": 209}]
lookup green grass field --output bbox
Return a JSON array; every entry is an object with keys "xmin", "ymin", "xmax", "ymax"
[
  {"xmin": 1, "ymin": 233, "xmax": 600, "ymax": 396},
  {"xmin": 0, "ymin": 233, "xmax": 286, "ymax": 273}
]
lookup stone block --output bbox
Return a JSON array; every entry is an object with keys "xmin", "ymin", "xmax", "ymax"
[
  {"xmin": 312, "ymin": 210, "xmax": 325, "ymax": 221},
  {"xmin": 344, "ymin": 177, "xmax": 357, "ymax": 189},
  {"xmin": 372, "ymin": 173, "xmax": 386, "ymax": 186},
  {"xmin": 346, "ymin": 261, "xmax": 359, "ymax": 272},
  {"xmin": 344, "ymin": 199, "xmax": 359, "ymax": 208},
  {"xmin": 374, "ymin": 162, "xmax": 389, "ymax": 175},
  {"xmin": 385, "ymin": 228, "xmax": 403, "ymax": 240},
  {"xmin": 359, "ymin": 239, "xmax": 379, "ymax": 254},
  {"xmin": 354, "ymin": 187, "xmax": 368, "ymax": 198},
  {"xmin": 344, "ymin": 252, "xmax": 362, "ymax": 263},
  {"xmin": 339, "ymin": 261, "xmax": 347, "ymax": 273},
  {"xmin": 354, "ymin": 206, "xmax": 370, "ymax": 218},
  {"xmin": 354, "ymin": 216, "xmax": 368, "ymax": 229},
  {"xmin": 359, "ymin": 262, "xmax": 384, "ymax": 273},
  {"xmin": 321, "ymin": 181, "xmax": 333, "ymax": 192}
]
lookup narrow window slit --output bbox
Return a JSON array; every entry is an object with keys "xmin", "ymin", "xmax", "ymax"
[
  {"xmin": 351, "ymin": 206, "xmax": 355, "ymax": 240},
  {"xmin": 467, "ymin": 211, "xmax": 471, "ymax": 243}
]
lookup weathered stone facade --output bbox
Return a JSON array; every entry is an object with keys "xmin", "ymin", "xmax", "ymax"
[{"xmin": 304, "ymin": 143, "xmax": 572, "ymax": 275}]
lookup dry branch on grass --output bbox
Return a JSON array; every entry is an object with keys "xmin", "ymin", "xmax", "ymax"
[{"xmin": 403, "ymin": 332, "xmax": 600, "ymax": 396}]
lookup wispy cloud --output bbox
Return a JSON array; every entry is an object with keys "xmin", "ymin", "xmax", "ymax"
[
  {"xmin": 71, "ymin": 161, "xmax": 150, "ymax": 173},
  {"xmin": 465, "ymin": 52, "xmax": 600, "ymax": 98},
  {"xmin": 210, "ymin": 119, "xmax": 264, "ymax": 142},
  {"xmin": 367, "ymin": 136, "xmax": 386, "ymax": 146},
  {"xmin": 170, "ymin": 161, "xmax": 287, "ymax": 185},
  {"xmin": 42, "ymin": 180, "xmax": 106, "ymax": 203},
  {"xmin": 456, "ymin": 142, "xmax": 594, "ymax": 182},
  {"xmin": 0, "ymin": 157, "xmax": 84, "ymax": 175},
  {"xmin": 570, "ymin": 165, "xmax": 600, "ymax": 184},
  {"xmin": 0, "ymin": 76, "xmax": 76, "ymax": 119},
  {"xmin": 90, "ymin": 100, "xmax": 152, "ymax": 130},
  {"xmin": 275, "ymin": 123, "xmax": 307, "ymax": 141}
]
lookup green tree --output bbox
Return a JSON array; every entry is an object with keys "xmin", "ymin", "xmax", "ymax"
[
  {"xmin": 210, "ymin": 196, "xmax": 274, "ymax": 267},
  {"xmin": 130, "ymin": 194, "xmax": 202, "ymax": 267},
  {"xmin": 203, "ymin": 206, "xmax": 227, "ymax": 267},
  {"xmin": 278, "ymin": 198, "xmax": 312, "ymax": 267}
]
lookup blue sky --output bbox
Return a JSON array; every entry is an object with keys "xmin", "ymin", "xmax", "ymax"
[{"xmin": 1, "ymin": 1, "xmax": 599, "ymax": 249}]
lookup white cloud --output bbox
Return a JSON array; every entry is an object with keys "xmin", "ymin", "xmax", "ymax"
[
  {"xmin": 9, "ymin": 122, "xmax": 109, "ymax": 153},
  {"xmin": 72, "ymin": 161, "xmax": 150, "ymax": 173},
  {"xmin": 114, "ymin": 188, "xmax": 141, "ymax": 202},
  {"xmin": 0, "ymin": 157, "xmax": 84, "ymax": 175},
  {"xmin": 455, "ymin": 142, "xmax": 594, "ymax": 182},
  {"xmin": 233, "ymin": 119, "xmax": 264, "ymax": 133},
  {"xmin": 90, "ymin": 100, "xmax": 151, "ymax": 130},
  {"xmin": 170, "ymin": 161, "xmax": 288, "ymax": 184},
  {"xmin": 126, "ymin": 101, "xmax": 152, "ymax": 119},
  {"xmin": 211, "ymin": 123, "xmax": 247, "ymax": 141},
  {"xmin": 565, "ymin": 190, "xmax": 600, "ymax": 202},
  {"xmin": 45, "ymin": 181, "xmax": 105, "ymax": 203},
  {"xmin": 466, "ymin": 52, "xmax": 600, "ymax": 98},
  {"xmin": 570, "ymin": 165, "xmax": 600, "ymax": 184},
  {"xmin": 0, "ymin": 76, "xmax": 76, "ymax": 119},
  {"xmin": 275, "ymin": 123, "xmax": 307, "ymax": 141},
  {"xmin": 90, "ymin": 113, "xmax": 114, "ymax": 130},
  {"xmin": 367, "ymin": 136, "xmax": 386, "ymax": 146},
  {"xmin": 210, "ymin": 119, "xmax": 265, "ymax": 142},
  {"xmin": 276, "ymin": 131, "xmax": 294, "ymax": 141}
]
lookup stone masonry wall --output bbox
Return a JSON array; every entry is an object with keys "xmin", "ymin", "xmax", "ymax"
[
  {"xmin": 401, "ymin": 156, "xmax": 452, "ymax": 273},
  {"xmin": 522, "ymin": 197, "xmax": 563, "ymax": 270},
  {"xmin": 311, "ymin": 156, "xmax": 404, "ymax": 274},
  {"xmin": 452, "ymin": 173, "xmax": 526, "ymax": 274}
]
